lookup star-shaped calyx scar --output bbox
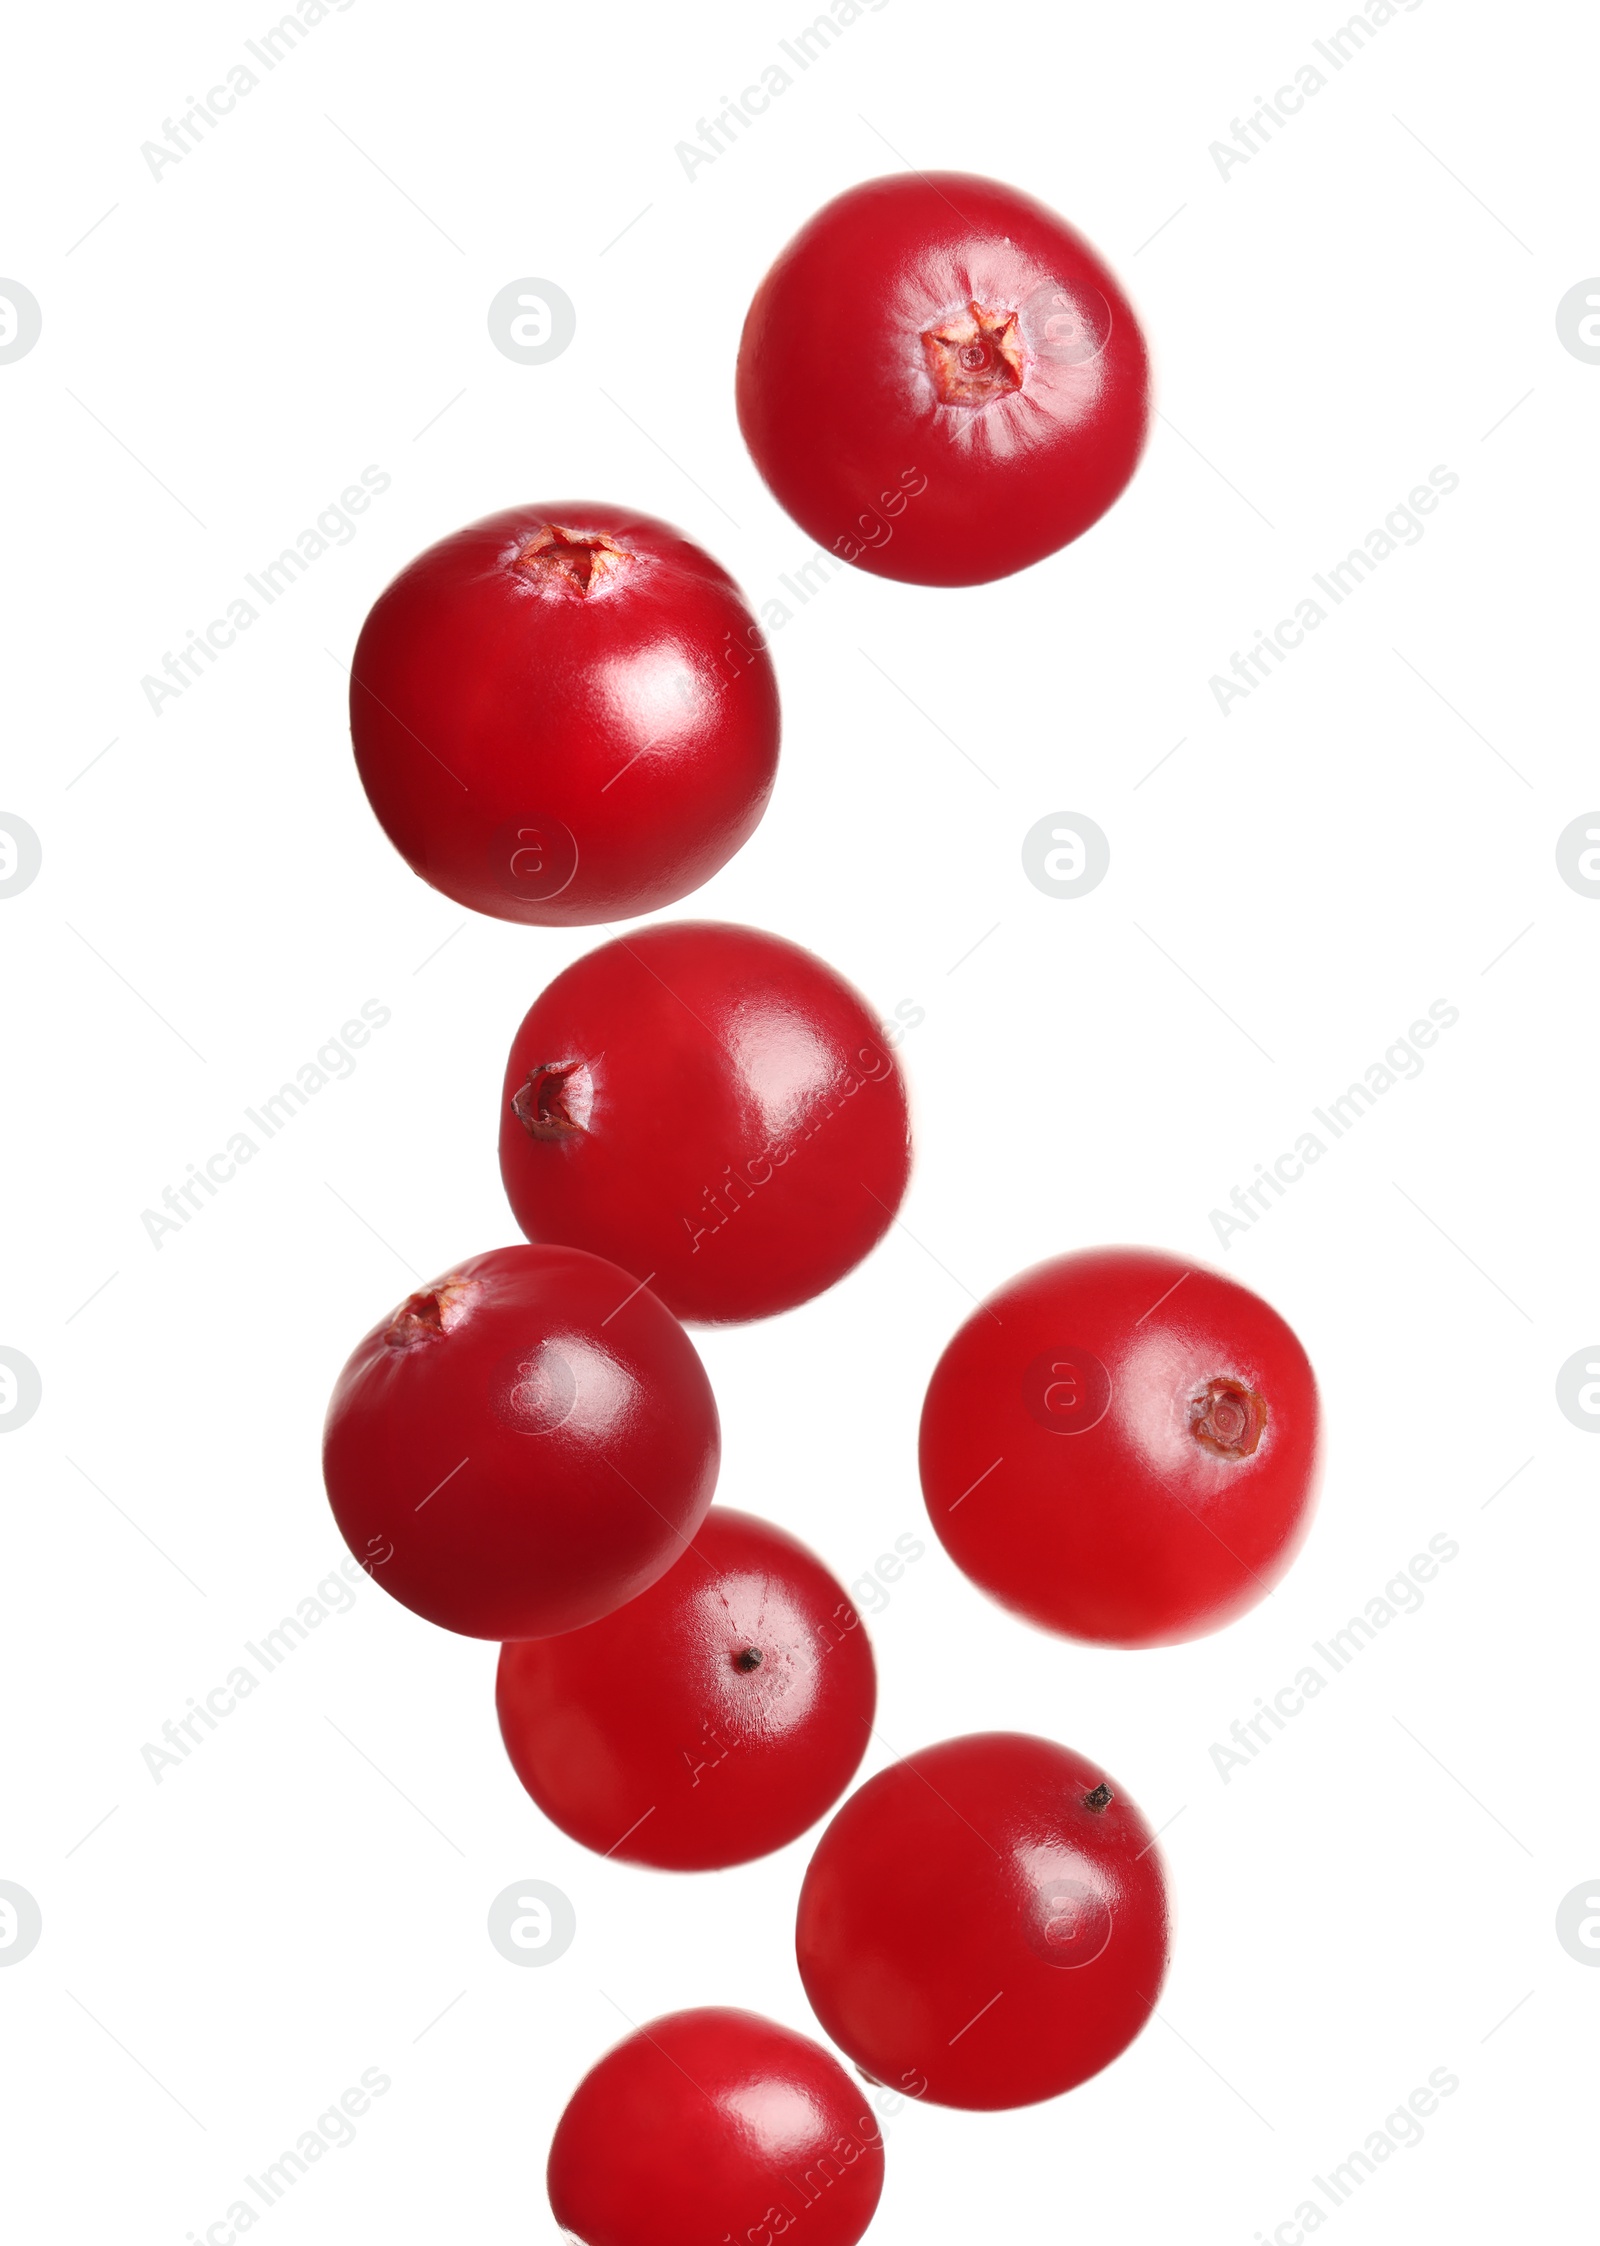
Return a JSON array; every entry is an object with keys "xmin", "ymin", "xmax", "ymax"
[{"xmin": 920, "ymin": 300, "xmax": 1026, "ymax": 407}]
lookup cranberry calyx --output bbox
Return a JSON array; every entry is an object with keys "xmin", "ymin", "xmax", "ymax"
[
  {"xmin": 383, "ymin": 1275, "xmax": 476, "ymax": 1347},
  {"xmin": 512, "ymin": 522, "xmax": 632, "ymax": 596},
  {"xmin": 512, "ymin": 1061, "xmax": 591, "ymax": 1140},
  {"xmin": 1190, "ymin": 1377, "xmax": 1267, "ymax": 1460},
  {"xmin": 1082, "ymin": 1781, "xmax": 1113, "ymax": 1813},
  {"xmin": 734, "ymin": 1646, "xmax": 764, "ymax": 1673},
  {"xmin": 920, "ymin": 300, "xmax": 1026, "ymax": 407}
]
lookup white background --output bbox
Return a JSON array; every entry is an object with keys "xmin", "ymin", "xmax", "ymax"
[{"xmin": 2, "ymin": 0, "xmax": 1595, "ymax": 2239}]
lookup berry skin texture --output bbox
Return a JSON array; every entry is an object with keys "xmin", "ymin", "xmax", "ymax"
[
  {"xmin": 795, "ymin": 1732, "xmax": 1170, "ymax": 2111},
  {"xmin": 919, "ymin": 1246, "xmax": 1322, "ymax": 1648},
  {"xmin": 497, "ymin": 1507, "xmax": 876, "ymax": 1869},
  {"xmin": 349, "ymin": 503, "xmax": 779, "ymax": 925},
  {"xmin": 736, "ymin": 172, "xmax": 1150, "ymax": 586},
  {"xmin": 498, "ymin": 920, "xmax": 912, "ymax": 1324},
  {"xmin": 322, "ymin": 1244, "xmax": 718, "ymax": 1641},
  {"xmin": 547, "ymin": 2007, "xmax": 885, "ymax": 2246}
]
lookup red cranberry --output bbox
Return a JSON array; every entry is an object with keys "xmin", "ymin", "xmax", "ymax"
[
  {"xmin": 497, "ymin": 1507, "xmax": 876, "ymax": 1868},
  {"xmin": 349, "ymin": 504, "xmax": 779, "ymax": 923},
  {"xmin": 736, "ymin": 172, "xmax": 1150, "ymax": 585},
  {"xmin": 548, "ymin": 2007, "xmax": 885, "ymax": 2246},
  {"xmin": 498, "ymin": 921, "xmax": 912, "ymax": 1323},
  {"xmin": 919, "ymin": 1246, "xmax": 1322, "ymax": 1646},
  {"xmin": 796, "ymin": 1732, "xmax": 1170, "ymax": 2109},
  {"xmin": 322, "ymin": 1244, "xmax": 718, "ymax": 1639}
]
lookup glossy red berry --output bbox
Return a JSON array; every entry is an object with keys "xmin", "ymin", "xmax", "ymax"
[
  {"xmin": 736, "ymin": 173, "xmax": 1150, "ymax": 586},
  {"xmin": 499, "ymin": 921, "xmax": 912, "ymax": 1323},
  {"xmin": 497, "ymin": 1507, "xmax": 876, "ymax": 1868},
  {"xmin": 796, "ymin": 1732, "xmax": 1169, "ymax": 2111},
  {"xmin": 349, "ymin": 503, "xmax": 779, "ymax": 924},
  {"xmin": 322, "ymin": 1244, "xmax": 718, "ymax": 1640},
  {"xmin": 919, "ymin": 1246, "xmax": 1321, "ymax": 1647},
  {"xmin": 548, "ymin": 2007, "xmax": 885, "ymax": 2246}
]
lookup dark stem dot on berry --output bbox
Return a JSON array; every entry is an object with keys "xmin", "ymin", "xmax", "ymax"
[
  {"xmin": 1082, "ymin": 1781, "xmax": 1113, "ymax": 1813},
  {"xmin": 734, "ymin": 1646, "xmax": 763, "ymax": 1673}
]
